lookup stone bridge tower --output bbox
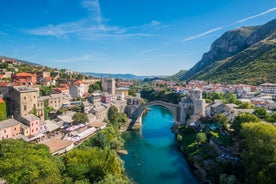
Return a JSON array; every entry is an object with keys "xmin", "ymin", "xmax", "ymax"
[{"xmin": 179, "ymin": 88, "xmax": 205, "ymax": 124}]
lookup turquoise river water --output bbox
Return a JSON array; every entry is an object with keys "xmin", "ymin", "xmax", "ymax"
[{"xmin": 122, "ymin": 105, "xmax": 199, "ymax": 184}]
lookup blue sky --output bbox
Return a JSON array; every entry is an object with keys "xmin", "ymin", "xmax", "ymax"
[{"xmin": 0, "ymin": 0, "xmax": 275, "ymax": 76}]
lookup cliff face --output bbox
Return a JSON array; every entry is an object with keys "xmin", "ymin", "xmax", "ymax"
[{"xmin": 179, "ymin": 18, "xmax": 276, "ymax": 84}]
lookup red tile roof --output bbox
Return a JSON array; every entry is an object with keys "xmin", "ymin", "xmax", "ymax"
[
  {"xmin": 15, "ymin": 72, "xmax": 36, "ymax": 77},
  {"xmin": 0, "ymin": 98, "xmax": 5, "ymax": 103},
  {"xmin": 73, "ymin": 80, "xmax": 84, "ymax": 85},
  {"xmin": 0, "ymin": 82, "xmax": 10, "ymax": 86}
]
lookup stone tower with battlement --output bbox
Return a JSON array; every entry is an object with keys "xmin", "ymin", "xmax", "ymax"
[{"xmin": 179, "ymin": 88, "xmax": 205, "ymax": 124}]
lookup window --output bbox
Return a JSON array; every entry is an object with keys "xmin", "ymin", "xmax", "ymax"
[
  {"xmin": 36, "ymin": 128, "xmax": 38, "ymax": 131},
  {"xmin": 24, "ymin": 96, "xmax": 26, "ymax": 100},
  {"xmin": 32, "ymin": 129, "xmax": 34, "ymax": 132},
  {"xmin": 24, "ymin": 105, "xmax": 27, "ymax": 111},
  {"xmin": 36, "ymin": 121, "xmax": 38, "ymax": 125},
  {"xmin": 4, "ymin": 130, "xmax": 6, "ymax": 133},
  {"xmin": 6, "ymin": 135, "xmax": 8, "ymax": 138},
  {"xmin": 14, "ymin": 127, "xmax": 16, "ymax": 130}
]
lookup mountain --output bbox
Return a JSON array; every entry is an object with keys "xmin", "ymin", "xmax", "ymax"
[
  {"xmin": 178, "ymin": 18, "xmax": 276, "ymax": 85},
  {"xmin": 0, "ymin": 56, "xmax": 41, "ymax": 66},
  {"xmin": 167, "ymin": 70, "xmax": 187, "ymax": 80},
  {"xmin": 83, "ymin": 72, "xmax": 153, "ymax": 80}
]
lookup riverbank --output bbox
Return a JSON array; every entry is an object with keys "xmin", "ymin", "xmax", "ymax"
[{"xmin": 174, "ymin": 124, "xmax": 243, "ymax": 184}]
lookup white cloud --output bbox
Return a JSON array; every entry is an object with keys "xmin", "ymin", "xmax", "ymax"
[
  {"xmin": 183, "ymin": 26, "xmax": 224, "ymax": 41},
  {"xmin": 51, "ymin": 54, "xmax": 94, "ymax": 63},
  {"xmin": 137, "ymin": 48, "xmax": 160, "ymax": 56},
  {"xmin": 25, "ymin": 0, "xmax": 166, "ymax": 40},
  {"xmin": 82, "ymin": 0, "xmax": 102, "ymax": 24},
  {"xmin": 182, "ymin": 7, "xmax": 276, "ymax": 41},
  {"xmin": 235, "ymin": 7, "xmax": 276, "ymax": 24}
]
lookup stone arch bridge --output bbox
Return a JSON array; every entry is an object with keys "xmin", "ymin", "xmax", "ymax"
[
  {"xmin": 125, "ymin": 100, "xmax": 181, "ymax": 130},
  {"xmin": 125, "ymin": 89, "xmax": 205, "ymax": 130}
]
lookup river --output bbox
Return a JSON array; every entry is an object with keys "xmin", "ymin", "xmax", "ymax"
[{"xmin": 122, "ymin": 105, "xmax": 199, "ymax": 184}]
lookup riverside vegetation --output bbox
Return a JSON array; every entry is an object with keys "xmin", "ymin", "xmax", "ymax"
[
  {"xmin": 0, "ymin": 106, "xmax": 132, "ymax": 184},
  {"xmin": 176, "ymin": 92, "xmax": 276, "ymax": 184}
]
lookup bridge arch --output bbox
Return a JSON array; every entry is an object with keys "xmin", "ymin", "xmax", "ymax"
[{"xmin": 137, "ymin": 101, "xmax": 178, "ymax": 122}]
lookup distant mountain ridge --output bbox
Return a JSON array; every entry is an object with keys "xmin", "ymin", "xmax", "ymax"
[
  {"xmin": 178, "ymin": 18, "xmax": 276, "ymax": 85},
  {"xmin": 83, "ymin": 72, "xmax": 159, "ymax": 80}
]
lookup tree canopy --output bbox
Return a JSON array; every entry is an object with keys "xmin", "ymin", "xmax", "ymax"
[
  {"xmin": 0, "ymin": 101, "xmax": 7, "ymax": 121},
  {"xmin": 231, "ymin": 112, "xmax": 259, "ymax": 132},
  {"xmin": 0, "ymin": 139, "xmax": 63, "ymax": 184},
  {"xmin": 73, "ymin": 112, "xmax": 88, "ymax": 125},
  {"xmin": 88, "ymin": 81, "xmax": 102, "ymax": 93},
  {"xmin": 240, "ymin": 123, "xmax": 276, "ymax": 184},
  {"xmin": 63, "ymin": 148, "xmax": 124, "ymax": 183}
]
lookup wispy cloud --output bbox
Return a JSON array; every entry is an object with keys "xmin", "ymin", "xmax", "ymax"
[
  {"xmin": 82, "ymin": 0, "xmax": 102, "ymax": 24},
  {"xmin": 183, "ymin": 7, "xmax": 276, "ymax": 41},
  {"xmin": 137, "ymin": 48, "xmax": 160, "ymax": 56},
  {"xmin": 129, "ymin": 20, "xmax": 170, "ymax": 32},
  {"xmin": 183, "ymin": 26, "xmax": 224, "ymax": 41},
  {"xmin": 21, "ymin": 54, "xmax": 40, "ymax": 60},
  {"xmin": 50, "ymin": 54, "xmax": 94, "ymax": 63},
  {"xmin": 235, "ymin": 7, "xmax": 276, "ymax": 24},
  {"xmin": 25, "ymin": 0, "xmax": 162, "ymax": 40}
]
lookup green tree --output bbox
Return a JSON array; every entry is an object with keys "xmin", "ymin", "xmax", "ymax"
[
  {"xmin": 40, "ymin": 86, "xmax": 52, "ymax": 96},
  {"xmin": 225, "ymin": 92, "xmax": 237, "ymax": 104},
  {"xmin": 268, "ymin": 112, "xmax": 276, "ymax": 123},
  {"xmin": 212, "ymin": 113, "xmax": 229, "ymax": 130},
  {"xmin": 96, "ymin": 174, "xmax": 133, "ymax": 184},
  {"xmin": 253, "ymin": 108, "xmax": 269, "ymax": 119},
  {"xmin": 64, "ymin": 148, "xmax": 124, "ymax": 183},
  {"xmin": 44, "ymin": 99, "xmax": 53, "ymax": 120},
  {"xmin": 88, "ymin": 81, "xmax": 102, "ymax": 93},
  {"xmin": 240, "ymin": 123, "xmax": 276, "ymax": 184},
  {"xmin": 196, "ymin": 132, "xmax": 207, "ymax": 144},
  {"xmin": 73, "ymin": 112, "xmax": 88, "ymax": 125},
  {"xmin": 0, "ymin": 139, "xmax": 63, "ymax": 184},
  {"xmin": 107, "ymin": 106, "xmax": 119, "ymax": 124},
  {"xmin": 0, "ymin": 101, "xmax": 7, "ymax": 121},
  {"xmin": 238, "ymin": 102, "xmax": 254, "ymax": 109},
  {"xmin": 231, "ymin": 112, "xmax": 259, "ymax": 132},
  {"xmin": 128, "ymin": 88, "xmax": 137, "ymax": 97}
]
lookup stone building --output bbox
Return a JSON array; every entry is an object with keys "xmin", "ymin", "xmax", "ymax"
[
  {"xmin": 0, "ymin": 118, "xmax": 21, "ymax": 140},
  {"xmin": 21, "ymin": 114, "xmax": 41, "ymax": 136},
  {"xmin": 7, "ymin": 86, "xmax": 40, "ymax": 119},
  {"xmin": 102, "ymin": 78, "xmax": 115, "ymax": 95},
  {"xmin": 179, "ymin": 88, "xmax": 206, "ymax": 124},
  {"xmin": 88, "ymin": 93, "xmax": 102, "ymax": 108},
  {"xmin": 116, "ymin": 87, "xmax": 129, "ymax": 100},
  {"xmin": 70, "ymin": 80, "xmax": 87, "ymax": 98}
]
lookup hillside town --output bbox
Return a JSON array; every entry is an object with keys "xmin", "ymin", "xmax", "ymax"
[
  {"xmin": 0, "ymin": 58, "xmax": 275, "ymax": 157},
  {"xmin": 0, "ymin": 58, "xmax": 133, "ymax": 154}
]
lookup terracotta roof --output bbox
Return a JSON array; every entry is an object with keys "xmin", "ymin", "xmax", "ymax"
[
  {"xmin": 90, "ymin": 122, "xmax": 106, "ymax": 128},
  {"xmin": 73, "ymin": 80, "xmax": 84, "ymax": 85},
  {"xmin": 15, "ymin": 72, "xmax": 36, "ymax": 77},
  {"xmin": 0, "ymin": 82, "xmax": 10, "ymax": 86},
  {"xmin": 0, "ymin": 98, "xmax": 5, "ymax": 103},
  {"xmin": 44, "ymin": 138, "xmax": 74, "ymax": 153}
]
